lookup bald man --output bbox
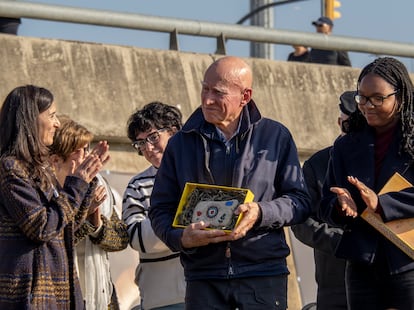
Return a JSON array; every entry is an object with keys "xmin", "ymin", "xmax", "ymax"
[{"xmin": 149, "ymin": 56, "xmax": 311, "ymax": 310}]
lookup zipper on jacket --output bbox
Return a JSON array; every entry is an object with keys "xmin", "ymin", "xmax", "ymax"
[{"xmin": 225, "ymin": 241, "xmax": 234, "ymax": 277}]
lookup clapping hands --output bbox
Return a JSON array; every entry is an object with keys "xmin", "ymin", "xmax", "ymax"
[
  {"xmin": 71, "ymin": 141, "xmax": 110, "ymax": 183},
  {"xmin": 330, "ymin": 176, "xmax": 378, "ymax": 218}
]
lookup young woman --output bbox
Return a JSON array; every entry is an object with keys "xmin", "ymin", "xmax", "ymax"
[
  {"xmin": 122, "ymin": 101, "xmax": 185, "ymax": 310},
  {"xmin": 0, "ymin": 85, "xmax": 109, "ymax": 309},
  {"xmin": 320, "ymin": 57, "xmax": 414, "ymax": 309},
  {"xmin": 50, "ymin": 115, "xmax": 129, "ymax": 310}
]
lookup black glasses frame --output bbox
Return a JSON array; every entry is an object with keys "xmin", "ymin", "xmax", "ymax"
[
  {"xmin": 132, "ymin": 128, "xmax": 168, "ymax": 155},
  {"xmin": 354, "ymin": 90, "xmax": 399, "ymax": 107}
]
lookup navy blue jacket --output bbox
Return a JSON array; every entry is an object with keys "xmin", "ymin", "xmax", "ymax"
[
  {"xmin": 292, "ymin": 146, "xmax": 347, "ymax": 310},
  {"xmin": 149, "ymin": 100, "xmax": 311, "ymax": 281},
  {"xmin": 320, "ymin": 126, "xmax": 414, "ymax": 274}
]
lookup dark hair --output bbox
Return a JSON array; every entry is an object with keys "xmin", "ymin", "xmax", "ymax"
[
  {"xmin": 0, "ymin": 85, "xmax": 54, "ymax": 164},
  {"xmin": 127, "ymin": 101, "xmax": 183, "ymax": 142},
  {"xmin": 346, "ymin": 57, "xmax": 414, "ymax": 159}
]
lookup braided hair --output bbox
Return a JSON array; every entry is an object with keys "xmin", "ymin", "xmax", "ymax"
[{"xmin": 347, "ymin": 57, "xmax": 414, "ymax": 160}]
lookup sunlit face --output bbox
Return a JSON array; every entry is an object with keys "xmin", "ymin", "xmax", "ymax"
[
  {"xmin": 37, "ymin": 101, "xmax": 60, "ymax": 146},
  {"xmin": 136, "ymin": 127, "xmax": 174, "ymax": 168},
  {"xmin": 357, "ymin": 73, "xmax": 400, "ymax": 132},
  {"xmin": 201, "ymin": 75, "xmax": 245, "ymax": 131},
  {"xmin": 52, "ymin": 143, "xmax": 89, "ymax": 186}
]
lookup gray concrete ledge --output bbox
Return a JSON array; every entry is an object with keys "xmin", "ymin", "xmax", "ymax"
[{"xmin": 0, "ymin": 34, "xmax": 362, "ymax": 173}]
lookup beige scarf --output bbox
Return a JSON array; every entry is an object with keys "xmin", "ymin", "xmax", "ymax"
[{"xmin": 83, "ymin": 173, "xmax": 113, "ymax": 309}]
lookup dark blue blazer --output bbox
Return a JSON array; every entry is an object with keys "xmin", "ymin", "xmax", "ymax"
[{"xmin": 320, "ymin": 126, "xmax": 414, "ymax": 274}]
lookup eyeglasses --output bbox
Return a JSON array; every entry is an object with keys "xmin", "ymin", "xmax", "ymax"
[
  {"xmin": 354, "ymin": 90, "xmax": 399, "ymax": 107},
  {"xmin": 132, "ymin": 128, "xmax": 167, "ymax": 155}
]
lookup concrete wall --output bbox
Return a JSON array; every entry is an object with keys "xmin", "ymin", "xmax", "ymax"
[{"xmin": 0, "ymin": 33, "xmax": 361, "ymax": 174}]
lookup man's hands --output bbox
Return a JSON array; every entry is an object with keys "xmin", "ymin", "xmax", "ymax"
[
  {"xmin": 231, "ymin": 202, "xmax": 261, "ymax": 239},
  {"xmin": 180, "ymin": 202, "xmax": 261, "ymax": 249},
  {"xmin": 347, "ymin": 176, "xmax": 378, "ymax": 212},
  {"xmin": 181, "ymin": 221, "xmax": 230, "ymax": 248}
]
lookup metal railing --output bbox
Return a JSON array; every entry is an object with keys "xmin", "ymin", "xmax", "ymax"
[{"xmin": 1, "ymin": 1, "xmax": 414, "ymax": 58}]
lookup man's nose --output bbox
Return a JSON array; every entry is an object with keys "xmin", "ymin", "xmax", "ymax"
[{"xmin": 202, "ymin": 93, "xmax": 215, "ymax": 105}]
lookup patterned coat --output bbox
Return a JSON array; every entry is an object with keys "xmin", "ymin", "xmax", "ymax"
[{"xmin": 0, "ymin": 156, "xmax": 94, "ymax": 309}]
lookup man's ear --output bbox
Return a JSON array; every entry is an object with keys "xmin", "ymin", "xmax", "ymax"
[{"xmin": 241, "ymin": 88, "xmax": 252, "ymax": 106}]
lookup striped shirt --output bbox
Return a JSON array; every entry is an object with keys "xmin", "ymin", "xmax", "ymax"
[{"xmin": 122, "ymin": 165, "xmax": 185, "ymax": 309}]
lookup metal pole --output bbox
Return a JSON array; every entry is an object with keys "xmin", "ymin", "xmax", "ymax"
[
  {"xmin": 1, "ymin": 1, "xmax": 414, "ymax": 58},
  {"xmin": 250, "ymin": 0, "xmax": 274, "ymax": 59}
]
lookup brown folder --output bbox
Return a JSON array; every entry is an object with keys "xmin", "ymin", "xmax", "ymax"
[{"xmin": 360, "ymin": 172, "xmax": 414, "ymax": 260}]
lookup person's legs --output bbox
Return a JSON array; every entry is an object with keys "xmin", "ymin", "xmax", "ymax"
[
  {"xmin": 186, "ymin": 276, "xmax": 287, "ymax": 310},
  {"xmin": 345, "ymin": 259, "xmax": 414, "ymax": 310},
  {"xmin": 386, "ymin": 269, "xmax": 414, "ymax": 310},
  {"xmin": 185, "ymin": 279, "xmax": 232, "ymax": 310},
  {"xmin": 345, "ymin": 261, "xmax": 382, "ymax": 310},
  {"xmin": 232, "ymin": 275, "xmax": 287, "ymax": 310}
]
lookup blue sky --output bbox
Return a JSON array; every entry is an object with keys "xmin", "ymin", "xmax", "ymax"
[{"xmin": 20, "ymin": 0, "xmax": 414, "ymax": 71}]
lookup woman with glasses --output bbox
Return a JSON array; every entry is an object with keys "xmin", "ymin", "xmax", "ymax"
[
  {"xmin": 0, "ymin": 85, "xmax": 109, "ymax": 309},
  {"xmin": 320, "ymin": 57, "xmax": 414, "ymax": 309},
  {"xmin": 50, "ymin": 115, "xmax": 129, "ymax": 310},
  {"xmin": 122, "ymin": 101, "xmax": 185, "ymax": 310}
]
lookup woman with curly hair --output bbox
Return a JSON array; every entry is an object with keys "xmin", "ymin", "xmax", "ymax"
[
  {"xmin": 320, "ymin": 57, "xmax": 414, "ymax": 309},
  {"xmin": 122, "ymin": 101, "xmax": 185, "ymax": 310}
]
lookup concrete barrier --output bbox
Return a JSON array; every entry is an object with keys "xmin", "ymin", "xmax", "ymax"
[{"xmin": 0, "ymin": 33, "xmax": 362, "ymax": 173}]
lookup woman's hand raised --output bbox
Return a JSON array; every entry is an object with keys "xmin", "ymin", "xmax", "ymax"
[
  {"xmin": 90, "ymin": 141, "xmax": 110, "ymax": 165},
  {"xmin": 71, "ymin": 154, "xmax": 102, "ymax": 183},
  {"xmin": 70, "ymin": 141, "xmax": 110, "ymax": 183}
]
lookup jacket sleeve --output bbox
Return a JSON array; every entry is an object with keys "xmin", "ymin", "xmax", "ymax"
[
  {"xmin": 291, "ymin": 156, "xmax": 343, "ymax": 254},
  {"xmin": 72, "ymin": 176, "xmax": 98, "ymax": 234},
  {"xmin": 291, "ymin": 217, "xmax": 343, "ymax": 254},
  {"xmin": 149, "ymin": 146, "xmax": 185, "ymax": 253},
  {"xmin": 257, "ymin": 127, "xmax": 311, "ymax": 229},
  {"xmin": 123, "ymin": 175, "xmax": 173, "ymax": 254},
  {"xmin": 378, "ymin": 187, "xmax": 414, "ymax": 222},
  {"xmin": 0, "ymin": 159, "xmax": 88, "ymax": 243},
  {"xmin": 89, "ymin": 210, "xmax": 129, "ymax": 252},
  {"xmin": 319, "ymin": 144, "xmax": 354, "ymax": 228}
]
